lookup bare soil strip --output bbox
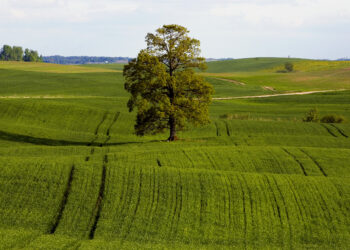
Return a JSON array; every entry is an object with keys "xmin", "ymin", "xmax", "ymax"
[{"xmin": 214, "ymin": 89, "xmax": 347, "ymax": 100}]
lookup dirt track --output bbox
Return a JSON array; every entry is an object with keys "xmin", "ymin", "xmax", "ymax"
[{"xmin": 213, "ymin": 89, "xmax": 347, "ymax": 100}]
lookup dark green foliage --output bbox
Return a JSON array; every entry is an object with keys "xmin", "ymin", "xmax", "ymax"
[
  {"xmin": 321, "ymin": 114, "xmax": 345, "ymax": 123},
  {"xmin": 303, "ymin": 108, "xmax": 319, "ymax": 122},
  {"xmin": 23, "ymin": 49, "xmax": 42, "ymax": 62},
  {"xmin": 285, "ymin": 62, "xmax": 294, "ymax": 72},
  {"xmin": 0, "ymin": 45, "xmax": 13, "ymax": 61},
  {"xmin": 0, "ymin": 45, "xmax": 42, "ymax": 62},
  {"xmin": 12, "ymin": 46, "xmax": 23, "ymax": 61},
  {"xmin": 124, "ymin": 25, "xmax": 213, "ymax": 141}
]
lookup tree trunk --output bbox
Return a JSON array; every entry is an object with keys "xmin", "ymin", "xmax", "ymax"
[{"xmin": 168, "ymin": 116, "xmax": 177, "ymax": 141}]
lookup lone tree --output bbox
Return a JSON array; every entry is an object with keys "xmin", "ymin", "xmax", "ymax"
[
  {"xmin": 123, "ymin": 24, "xmax": 213, "ymax": 141},
  {"xmin": 285, "ymin": 62, "xmax": 294, "ymax": 72}
]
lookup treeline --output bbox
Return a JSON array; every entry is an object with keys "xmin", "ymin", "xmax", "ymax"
[
  {"xmin": 42, "ymin": 56, "xmax": 131, "ymax": 65},
  {"xmin": 0, "ymin": 45, "xmax": 43, "ymax": 62}
]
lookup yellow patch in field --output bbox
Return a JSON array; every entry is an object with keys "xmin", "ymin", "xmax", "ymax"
[{"xmin": 0, "ymin": 61, "xmax": 121, "ymax": 73}]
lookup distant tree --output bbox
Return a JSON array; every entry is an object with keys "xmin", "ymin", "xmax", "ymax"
[
  {"xmin": 0, "ymin": 45, "xmax": 13, "ymax": 61},
  {"xmin": 285, "ymin": 62, "xmax": 294, "ymax": 72},
  {"xmin": 12, "ymin": 46, "xmax": 23, "ymax": 61},
  {"xmin": 123, "ymin": 24, "xmax": 213, "ymax": 141},
  {"xmin": 23, "ymin": 49, "xmax": 42, "ymax": 62},
  {"xmin": 303, "ymin": 108, "xmax": 319, "ymax": 122}
]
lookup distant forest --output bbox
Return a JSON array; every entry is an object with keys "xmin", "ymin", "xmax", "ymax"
[{"xmin": 42, "ymin": 56, "xmax": 132, "ymax": 65}]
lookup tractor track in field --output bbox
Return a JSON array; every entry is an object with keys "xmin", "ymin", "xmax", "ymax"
[
  {"xmin": 89, "ymin": 156, "xmax": 108, "ymax": 239},
  {"xmin": 147, "ymin": 167, "xmax": 157, "ymax": 223},
  {"xmin": 299, "ymin": 149, "xmax": 327, "ymax": 177},
  {"xmin": 173, "ymin": 171, "xmax": 183, "ymax": 238},
  {"xmin": 282, "ymin": 148, "xmax": 308, "ymax": 176},
  {"xmin": 204, "ymin": 151, "xmax": 217, "ymax": 170},
  {"xmin": 272, "ymin": 176, "xmax": 293, "ymax": 245},
  {"xmin": 242, "ymin": 176, "xmax": 255, "ymax": 234},
  {"xmin": 330, "ymin": 124, "xmax": 348, "ymax": 138},
  {"xmin": 88, "ymin": 112, "xmax": 108, "ymax": 147},
  {"xmin": 116, "ymin": 166, "xmax": 132, "ymax": 236},
  {"xmin": 103, "ymin": 112, "xmax": 120, "ymax": 145},
  {"xmin": 182, "ymin": 149, "xmax": 195, "ymax": 168},
  {"xmin": 214, "ymin": 122, "xmax": 220, "ymax": 136},
  {"xmin": 321, "ymin": 124, "xmax": 337, "ymax": 137},
  {"xmin": 224, "ymin": 121, "xmax": 231, "ymax": 136},
  {"xmin": 50, "ymin": 165, "xmax": 75, "ymax": 234},
  {"xmin": 314, "ymin": 186, "xmax": 336, "ymax": 233},
  {"xmin": 86, "ymin": 111, "xmax": 119, "ymax": 161},
  {"xmin": 169, "ymin": 173, "xmax": 180, "ymax": 238},
  {"xmin": 198, "ymin": 173, "xmax": 207, "ymax": 230},
  {"xmin": 264, "ymin": 176, "xmax": 283, "ymax": 226},
  {"xmin": 224, "ymin": 175, "xmax": 232, "ymax": 228},
  {"xmin": 213, "ymin": 89, "xmax": 347, "ymax": 100},
  {"xmin": 236, "ymin": 175, "xmax": 247, "ymax": 248},
  {"xmin": 124, "ymin": 168, "xmax": 143, "ymax": 240},
  {"xmin": 286, "ymin": 177, "xmax": 308, "ymax": 233}
]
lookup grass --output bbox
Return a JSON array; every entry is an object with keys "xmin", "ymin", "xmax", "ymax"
[{"xmin": 0, "ymin": 59, "xmax": 349, "ymax": 249}]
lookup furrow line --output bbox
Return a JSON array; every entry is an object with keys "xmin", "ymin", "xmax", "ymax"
[
  {"xmin": 264, "ymin": 175, "xmax": 283, "ymax": 226},
  {"xmin": 88, "ymin": 112, "xmax": 109, "ymax": 146},
  {"xmin": 204, "ymin": 150, "xmax": 217, "ymax": 170},
  {"xmin": 242, "ymin": 176, "xmax": 254, "ymax": 235},
  {"xmin": 224, "ymin": 175, "xmax": 232, "ymax": 228},
  {"xmin": 330, "ymin": 124, "xmax": 348, "ymax": 138},
  {"xmin": 49, "ymin": 165, "xmax": 75, "ymax": 234},
  {"xmin": 174, "ymin": 170, "xmax": 183, "ymax": 238},
  {"xmin": 89, "ymin": 159, "xmax": 107, "ymax": 239},
  {"xmin": 225, "ymin": 121, "xmax": 231, "ymax": 136},
  {"xmin": 215, "ymin": 122, "xmax": 220, "ymax": 136},
  {"xmin": 123, "ymin": 168, "xmax": 143, "ymax": 240},
  {"xmin": 95, "ymin": 112, "xmax": 109, "ymax": 135},
  {"xmin": 272, "ymin": 176, "xmax": 293, "ymax": 246},
  {"xmin": 236, "ymin": 175, "xmax": 247, "ymax": 249},
  {"xmin": 115, "ymin": 166, "xmax": 131, "ymax": 235},
  {"xmin": 285, "ymin": 177, "xmax": 306, "ymax": 227},
  {"xmin": 321, "ymin": 124, "xmax": 337, "ymax": 137},
  {"xmin": 169, "ymin": 177, "xmax": 179, "ymax": 238},
  {"xmin": 182, "ymin": 150, "xmax": 195, "ymax": 168},
  {"xmin": 299, "ymin": 149, "xmax": 327, "ymax": 177},
  {"xmin": 282, "ymin": 148, "xmax": 308, "ymax": 176},
  {"xmin": 199, "ymin": 173, "xmax": 207, "ymax": 229},
  {"xmin": 103, "ymin": 112, "xmax": 120, "ymax": 144}
]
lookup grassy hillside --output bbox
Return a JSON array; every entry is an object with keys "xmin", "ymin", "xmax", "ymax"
[
  {"xmin": 206, "ymin": 57, "xmax": 350, "ymax": 73},
  {"xmin": 203, "ymin": 58, "xmax": 350, "ymax": 93},
  {"xmin": 0, "ymin": 61, "xmax": 349, "ymax": 249}
]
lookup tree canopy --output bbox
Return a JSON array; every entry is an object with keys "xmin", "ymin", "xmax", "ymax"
[
  {"xmin": 0, "ymin": 45, "xmax": 42, "ymax": 62},
  {"xmin": 123, "ymin": 24, "xmax": 213, "ymax": 141}
]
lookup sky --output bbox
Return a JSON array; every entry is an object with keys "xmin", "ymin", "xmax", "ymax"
[{"xmin": 1, "ymin": 0, "xmax": 350, "ymax": 59}]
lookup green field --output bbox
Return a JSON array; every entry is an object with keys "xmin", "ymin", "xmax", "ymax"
[{"xmin": 0, "ymin": 58, "xmax": 349, "ymax": 249}]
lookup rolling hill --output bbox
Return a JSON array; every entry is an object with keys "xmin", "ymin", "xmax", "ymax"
[{"xmin": 0, "ymin": 59, "xmax": 349, "ymax": 249}]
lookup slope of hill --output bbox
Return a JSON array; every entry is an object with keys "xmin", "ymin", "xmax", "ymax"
[
  {"xmin": 205, "ymin": 57, "xmax": 304, "ymax": 73},
  {"xmin": 205, "ymin": 57, "xmax": 350, "ymax": 73},
  {"xmin": 0, "ymin": 61, "xmax": 349, "ymax": 249}
]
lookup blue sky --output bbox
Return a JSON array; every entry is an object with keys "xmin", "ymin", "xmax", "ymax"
[{"xmin": 1, "ymin": 0, "xmax": 349, "ymax": 59}]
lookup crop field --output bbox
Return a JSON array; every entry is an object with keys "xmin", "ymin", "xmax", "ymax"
[{"xmin": 0, "ymin": 58, "xmax": 349, "ymax": 249}]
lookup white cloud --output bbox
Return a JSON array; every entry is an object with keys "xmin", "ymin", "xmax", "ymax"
[
  {"xmin": 1, "ymin": 0, "xmax": 349, "ymax": 59},
  {"xmin": 210, "ymin": 0, "xmax": 350, "ymax": 28},
  {"xmin": 1, "ymin": 0, "xmax": 139, "ymax": 23}
]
